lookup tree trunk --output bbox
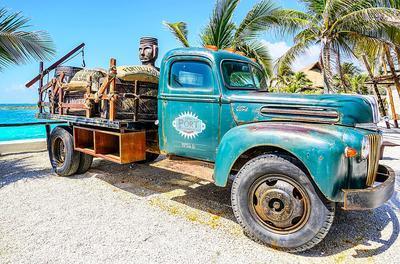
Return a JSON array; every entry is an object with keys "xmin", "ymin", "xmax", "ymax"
[
  {"xmin": 321, "ymin": 42, "xmax": 334, "ymax": 93},
  {"xmin": 336, "ymin": 50, "xmax": 347, "ymax": 93},
  {"xmin": 384, "ymin": 45, "xmax": 400, "ymax": 99},
  {"xmin": 361, "ymin": 54, "xmax": 389, "ymax": 127},
  {"xmin": 395, "ymin": 46, "xmax": 400, "ymax": 66},
  {"xmin": 382, "ymin": 53, "xmax": 399, "ymax": 128}
]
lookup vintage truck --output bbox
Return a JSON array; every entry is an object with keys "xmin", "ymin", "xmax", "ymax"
[{"xmin": 26, "ymin": 44, "xmax": 395, "ymax": 252}]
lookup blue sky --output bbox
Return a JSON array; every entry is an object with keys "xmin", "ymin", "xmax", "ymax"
[{"xmin": 0, "ymin": 0, "xmax": 317, "ymax": 104}]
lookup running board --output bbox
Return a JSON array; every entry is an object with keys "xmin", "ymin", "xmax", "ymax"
[{"xmin": 151, "ymin": 155, "xmax": 215, "ymax": 183}]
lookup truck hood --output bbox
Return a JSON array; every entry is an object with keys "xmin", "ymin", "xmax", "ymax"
[{"xmin": 227, "ymin": 91, "xmax": 380, "ymax": 127}]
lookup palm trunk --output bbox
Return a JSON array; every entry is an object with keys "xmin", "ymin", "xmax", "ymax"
[
  {"xmin": 362, "ymin": 54, "xmax": 389, "ymax": 128},
  {"xmin": 382, "ymin": 52, "xmax": 399, "ymax": 128},
  {"xmin": 321, "ymin": 42, "xmax": 334, "ymax": 93},
  {"xmin": 395, "ymin": 47, "xmax": 400, "ymax": 66},
  {"xmin": 384, "ymin": 45, "xmax": 400, "ymax": 100},
  {"xmin": 336, "ymin": 50, "xmax": 347, "ymax": 93}
]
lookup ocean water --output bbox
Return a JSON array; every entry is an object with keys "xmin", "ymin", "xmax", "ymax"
[{"xmin": 0, "ymin": 104, "xmax": 57, "ymax": 142}]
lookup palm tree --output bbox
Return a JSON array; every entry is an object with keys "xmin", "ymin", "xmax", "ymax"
[
  {"xmin": 270, "ymin": 64, "xmax": 294, "ymax": 91},
  {"xmin": 354, "ymin": 42, "xmax": 388, "ymax": 116},
  {"xmin": 277, "ymin": 0, "xmax": 400, "ymax": 93},
  {"xmin": 333, "ymin": 62, "xmax": 360, "ymax": 92},
  {"xmin": 0, "ymin": 8, "xmax": 55, "ymax": 70},
  {"xmin": 349, "ymin": 74, "xmax": 369, "ymax": 94},
  {"xmin": 164, "ymin": 0, "xmax": 297, "ymax": 77},
  {"xmin": 284, "ymin": 71, "xmax": 313, "ymax": 93}
]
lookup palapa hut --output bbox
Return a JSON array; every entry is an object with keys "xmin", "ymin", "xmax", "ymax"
[{"xmin": 298, "ymin": 62, "xmax": 324, "ymax": 90}]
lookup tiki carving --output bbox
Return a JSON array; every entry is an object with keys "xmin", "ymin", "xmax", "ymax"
[{"xmin": 139, "ymin": 37, "xmax": 159, "ymax": 68}]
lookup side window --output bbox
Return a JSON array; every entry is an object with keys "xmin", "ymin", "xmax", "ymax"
[
  {"xmin": 251, "ymin": 66, "xmax": 268, "ymax": 90},
  {"xmin": 222, "ymin": 61, "xmax": 254, "ymax": 88},
  {"xmin": 169, "ymin": 61, "xmax": 213, "ymax": 89},
  {"xmin": 221, "ymin": 60, "xmax": 268, "ymax": 90}
]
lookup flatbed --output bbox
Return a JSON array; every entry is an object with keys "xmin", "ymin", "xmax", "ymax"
[{"xmin": 36, "ymin": 113, "xmax": 155, "ymax": 130}]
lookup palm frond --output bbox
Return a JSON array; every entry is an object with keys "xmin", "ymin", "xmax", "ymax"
[
  {"xmin": 237, "ymin": 39, "xmax": 273, "ymax": 77},
  {"xmin": 0, "ymin": 8, "xmax": 55, "ymax": 69},
  {"xmin": 276, "ymin": 31, "xmax": 316, "ymax": 72},
  {"xmin": 163, "ymin": 21, "xmax": 190, "ymax": 47},
  {"xmin": 325, "ymin": 0, "xmax": 373, "ymax": 20},
  {"xmin": 300, "ymin": 0, "xmax": 325, "ymax": 16},
  {"xmin": 272, "ymin": 9, "xmax": 315, "ymax": 36},
  {"xmin": 332, "ymin": 7, "xmax": 400, "ymax": 34},
  {"xmin": 200, "ymin": 0, "xmax": 239, "ymax": 49},
  {"xmin": 234, "ymin": 0, "xmax": 278, "ymax": 42}
]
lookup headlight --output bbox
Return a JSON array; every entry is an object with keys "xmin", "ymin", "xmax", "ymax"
[{"xmin": 361, "ymin": 136, "xmax": 370, "ymax": 160}]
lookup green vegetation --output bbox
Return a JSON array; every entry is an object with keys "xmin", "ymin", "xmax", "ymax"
[
  {"xmin": 165, "ymin": 0, "xmax": 400, "ymax": 101},
  {"xmin": 270, "ymin": 66, "xmax": 318, "ymax": 93},
  {"xmin": 0, "ymin": 8, "xmax": 55, "ymax": 70},
  {"xmin": 164, "ymin": 0, "xmax": 301, "ymax": 77},
  {"xmin": 276, "ymin": 0, "xmax": 400, "ymax": 94}
]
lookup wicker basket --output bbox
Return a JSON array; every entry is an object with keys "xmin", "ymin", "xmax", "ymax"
[{"xmin": 115, "ymin": 81, "xmax": 158, "ymax": 121}]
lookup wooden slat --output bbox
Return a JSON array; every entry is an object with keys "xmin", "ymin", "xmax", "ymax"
[
  {"xmin": 74, "ymin": 126, "xmax": 94, "ymax": 151},
  {"xmin": 109, "ymin": 58, "xmax": 116, "ymax": 121},
  {"xmin": 120, "ymin": 131, "xmax": 146, "ymax": 163},
  {"xmin": 60, "ymin": 103, "xmax": 87, "ymax": 109}
]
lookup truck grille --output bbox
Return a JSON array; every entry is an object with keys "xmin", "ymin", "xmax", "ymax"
[{"xmin": 366, "ymin": 134, "xmax": 382, "ymax": 186}]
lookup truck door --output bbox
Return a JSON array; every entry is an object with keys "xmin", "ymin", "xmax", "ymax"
[{"xmin": 159, "ymin": 57, "xmax": 220, "ymax": 161}]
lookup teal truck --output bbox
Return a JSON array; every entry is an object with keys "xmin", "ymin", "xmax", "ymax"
[{"xmin": 28, "ymin": 46, "xmax": 395, "ymax": 252}]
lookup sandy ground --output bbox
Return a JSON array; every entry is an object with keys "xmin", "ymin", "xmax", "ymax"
[{"xmin": 0, "ymin": 142, "xmax": 399, "ymax": 263}]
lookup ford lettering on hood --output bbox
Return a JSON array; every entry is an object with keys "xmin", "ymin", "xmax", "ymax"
[{"xmin": 225, "ymin": 91, "xmax": 380, "ymax": 127}]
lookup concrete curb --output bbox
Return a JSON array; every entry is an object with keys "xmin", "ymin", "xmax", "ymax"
[{"xmin": 0, "ymin": 139, "xmax": 46, "ymax": 155}]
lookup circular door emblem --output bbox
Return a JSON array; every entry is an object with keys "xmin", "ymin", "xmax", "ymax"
[{"xmin": 172, "ymin": 112, "xmax": 206, "ymax": 139}]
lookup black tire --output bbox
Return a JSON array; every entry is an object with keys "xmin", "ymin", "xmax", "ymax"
[
  {"xmin": 231, "ymin": 154, "xmax": 335, "ymax": 252},
  {"xmin": 76, "ymin": 153, "xmax": 93, "ymax": 174},
  {"xmin": 137, "ymin": 152, "xmax": 159, "ymax": 164},
  {"xmin": 49, "ymin": 126, "xmax": 81, "ymax": 177}
]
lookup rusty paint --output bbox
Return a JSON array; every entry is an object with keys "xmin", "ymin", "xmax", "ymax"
[{"xmin": 342, "ymin": 165, "xmax": 395, "ymax": 210}]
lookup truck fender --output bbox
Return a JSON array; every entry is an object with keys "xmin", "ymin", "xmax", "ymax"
[{"xmin": 214, "ymin": 122, "xmax": 348, "ymax": 201}]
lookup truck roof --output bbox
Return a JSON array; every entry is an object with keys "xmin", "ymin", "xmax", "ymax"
[{"xmin": 163, "ymin": 47, "xmax": 255, "ymax": 65}]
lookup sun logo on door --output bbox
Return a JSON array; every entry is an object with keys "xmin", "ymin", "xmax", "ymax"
[{"xmin": 172, "ymin": 112, "xmax": 206, "ymax": 139}]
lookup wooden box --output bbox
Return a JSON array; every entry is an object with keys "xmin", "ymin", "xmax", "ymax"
[{"xmin": 73, "ymin": 126, "xmax": 146, "ymax": 164}]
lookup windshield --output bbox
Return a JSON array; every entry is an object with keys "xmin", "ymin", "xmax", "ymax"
[{"xmin": 221, "ymin": 60, "xmax": 268, "ymax": 90}]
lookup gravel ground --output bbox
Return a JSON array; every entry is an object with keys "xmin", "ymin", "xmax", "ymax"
[{"xmin": 0, "ymin": 141, "xmax": 399, "ymax": 263}]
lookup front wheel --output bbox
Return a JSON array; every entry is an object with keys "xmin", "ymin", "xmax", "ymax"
[{"xmin": 231, "ymin": 154, "xmax": 335, "ymax": 252}]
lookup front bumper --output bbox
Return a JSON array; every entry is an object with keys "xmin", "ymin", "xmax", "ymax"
[{"xmin": 342, "ymin": 164, "xmax": 395, "ymax": 210}]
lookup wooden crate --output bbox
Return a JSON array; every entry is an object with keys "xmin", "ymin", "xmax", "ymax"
[{"xmin": 73, "ymin": 126, "xmax": 145, "ymax": 164}]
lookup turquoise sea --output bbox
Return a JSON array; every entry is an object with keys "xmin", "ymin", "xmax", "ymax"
[{"xmin": 0, "ymin": 104, "xmax": 55, "ymax": 142}]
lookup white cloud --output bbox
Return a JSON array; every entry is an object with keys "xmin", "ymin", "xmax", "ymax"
[
  {"xmin": 6, "ymin": 83, "xmax": 25, "ymax": 92},
  {"xmin": 263, "ymin": 40, "xmax": 320, "ymax": 71}
]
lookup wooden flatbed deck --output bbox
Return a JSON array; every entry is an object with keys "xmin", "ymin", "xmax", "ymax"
[{"xmin": 37, "ymin": 113, "xmax": 156, "ymax": 130}]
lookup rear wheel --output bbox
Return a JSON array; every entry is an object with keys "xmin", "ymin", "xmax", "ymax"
[
  {"xmin": 76, "ymin": 154, "xmax": 93, "ymax": 174},
  {"xmin": 231, "ymin": 154, "xmax": 335, "ymax": 252},
  {"xmin": 49, "ymin": 126, "xmax": 81, "ymax": 176}
]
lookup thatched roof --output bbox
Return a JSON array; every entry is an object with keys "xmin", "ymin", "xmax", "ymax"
[{"xmin": 298, "ymin": 62, "xmax": 324, "ymax": 88}]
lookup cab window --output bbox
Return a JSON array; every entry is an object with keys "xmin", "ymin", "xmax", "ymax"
[
  {"xmin": 222, "ymin": 60, "xmax": 267, "ymax": 90},
  {"xmin": 169, "ymin": 61, "xmax": 213, "ymax": 89}
]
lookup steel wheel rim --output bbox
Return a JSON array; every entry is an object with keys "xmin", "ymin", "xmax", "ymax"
[
  {"xmin": 53, "ymin": 137, "xmax": 66, "ymax": 166},
  {"xmin": 248, "ymin": 174, "xmax": 310, "ymax": 234}
]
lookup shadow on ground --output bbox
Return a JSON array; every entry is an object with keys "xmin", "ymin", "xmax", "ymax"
[
  {"xmin": 82, "ymin": 157, "xmax": 400, "ymax": 257},
  {"xmin": 1, "ymin": 153, "xmax": 398, "ymax": 257},
  {"xmin": 88, "ymin": 158, "xmax": 235, "ymax": 221},
  {"xmin": 0, "ymin": 153, "xmax": 51, "ymax": 188}
]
